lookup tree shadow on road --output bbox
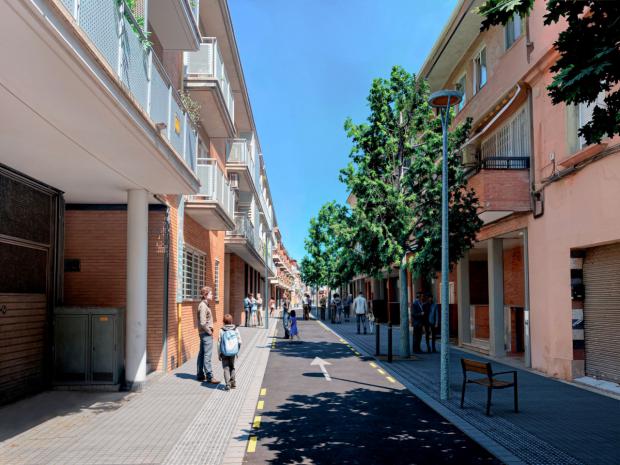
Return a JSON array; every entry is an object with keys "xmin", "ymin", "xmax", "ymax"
[
  {"xmin": 273, "ymin": 340, "xmax": 355, "ymax": 361},
  {"xmin": 246, "ymin": 388, "xmax": 500, "ymax": 465}
]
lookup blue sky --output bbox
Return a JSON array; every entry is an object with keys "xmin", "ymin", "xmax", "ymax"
[{"xmin": 228, "ymin": 0, "xmax": 458, "ymax": 261}]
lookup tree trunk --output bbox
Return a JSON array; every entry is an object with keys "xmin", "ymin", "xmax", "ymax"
[{"xmin": 399, "ymin": 257, "xmax": 411, "ymax": 357}]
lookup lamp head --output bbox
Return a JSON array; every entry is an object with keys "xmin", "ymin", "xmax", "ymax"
[{"xmin": 428, "ymin": 89, "xmax": 463, "ymax": 108}]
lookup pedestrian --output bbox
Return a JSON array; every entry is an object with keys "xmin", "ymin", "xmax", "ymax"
[
  {"xmin": 256, "ymin": 292, "xmax": 263, "ymax": 327},
  {"xmin": 218, "ymin": 314, "xmax": 242, "ymax": 391},
  {"xmin": 303, "ymin": 293, "xmax": 311, "ymax": 320},
  {"xmin": 250, "ymin": 293, "xmax": 258, "ymax": 327},
  {"xmin": 412, "ymin": 291, "xmax": 425, "ymax": 353},
  {"xmin": 289, "ymin": 309, "xmax": 300, "ymax": 342},
  {"xmin": 367, "ymin": 306, "xmax": 375, "ymax": 334},
  {"xmin": 196, "ymin": 286, "xmax": 220, "ymax": 384},
  {"xmin": 243, "ymin": 292, "xmax": 252, "ymax": 327},
  {"xmin": 425, "ymin": 294, "xmax": 439, "ymax": 353},
  {"xmin": 335, "ymin": 293, "xmax": 343, "ymax": 323},
  {"xmin": 269, "ymin": 297, "xmax": 276, "ymax": 317},
  {"xmin": 330, "ymin": 294, "xmax": 337, "ymax": 324},
  {"xmin": 353, "ymin": 291, "xmax": 368, "ymax": 334},
  {"xmin": 344, "ymin": 293, "xmax": 353, "ymax": 323},
  {"xmin": 282, "ymin": 295, "xmax": 291, "ymax": 339},
  {"xmin": 306, "ymin": 293, "xmax": 313, "ymax": 319},
  {"xmin": 319, "ymin": 295, "xmax": 327, "ymax": 320}
]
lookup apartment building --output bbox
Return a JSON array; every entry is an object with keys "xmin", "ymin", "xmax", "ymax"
[
  {"xmin": 271, "ymin": 229, "xmax": 301, "ymax": 308},
  {"xmin": 420, "ymin": 0, "xmax": 620, "ymax": 383},
  {"xmin": 0, "ymin": 0, "xmax": 279, "ymax": 404}
]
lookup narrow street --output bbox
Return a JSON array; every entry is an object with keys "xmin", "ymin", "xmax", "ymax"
[{"xmin": 243, "ymin": 318, "xmax": 499, "ymax": 464}]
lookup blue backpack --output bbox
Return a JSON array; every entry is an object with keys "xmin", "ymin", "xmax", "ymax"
[{"xmin": 220, "ymin": 329, "xmax": 240, "ymax": 356}]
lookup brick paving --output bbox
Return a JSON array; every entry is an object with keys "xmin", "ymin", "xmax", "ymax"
[
  {"xmin": 0, "ymin": 325, "xmax": 275, "ymax": 465},
  {"xmin": 323, "ymin": 317, "xmax": 620, "ymax": 465}
]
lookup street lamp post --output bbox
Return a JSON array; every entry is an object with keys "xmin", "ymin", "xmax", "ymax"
[{"xmin": 428, "ymin": 89, "xmax": 462, "ymax": 401}]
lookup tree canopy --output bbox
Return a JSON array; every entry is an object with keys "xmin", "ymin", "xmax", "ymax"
[
  {"xmin": 475, "ymin": 0, "xmax": 620, "ymax": 145},
  {"xmin": 302, "ymin": 67, "xmax": 482, "ymax": 286}
]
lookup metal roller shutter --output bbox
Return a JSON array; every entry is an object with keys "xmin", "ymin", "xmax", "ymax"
[{"xmin": 583, "ymin": 244, "xmax": 620, "ymax": 383}]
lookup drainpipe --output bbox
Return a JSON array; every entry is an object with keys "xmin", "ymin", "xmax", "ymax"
[{"xmin": 527, "ymin": 87, "xmax": 537, "ymax": 213}]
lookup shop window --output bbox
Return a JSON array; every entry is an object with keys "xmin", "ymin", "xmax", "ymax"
[{"xmin": 183, "ymin": 246, "xmax": 206, "ymax": 300}]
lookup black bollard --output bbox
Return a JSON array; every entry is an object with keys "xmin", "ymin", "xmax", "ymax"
[
  {"xmin": 387, "ymin": 323, "xmax": 393, "ymax": 363},
  {"xmin": 375, "ymin": 322, "xmax": 381, "ymax": 356}
]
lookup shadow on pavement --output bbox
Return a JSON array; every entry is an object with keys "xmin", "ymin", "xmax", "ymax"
[
  {"xmin": 272, "ymin": 340, "xmax": 354, "ymax": 360},
  {"xmin": 248, "ymin": 388, "xmax": 500, "ymax": 465}
]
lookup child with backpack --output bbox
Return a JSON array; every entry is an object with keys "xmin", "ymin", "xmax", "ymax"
[
  {"xmin": 289, "ymin": 309, "xmax": 300, "ymax": 342},
  {"xmin": 218, "ymin": 314, "xmax": 242, "ymax": 391}
]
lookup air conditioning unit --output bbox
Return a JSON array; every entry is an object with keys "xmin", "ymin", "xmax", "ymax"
[
  {"xmin": 229, "ymin": 173, "xmax": 239, "ymax": 189},
  {"xmin": 461, "ymin": 144, "xmax": 479, "ymax": 167}
]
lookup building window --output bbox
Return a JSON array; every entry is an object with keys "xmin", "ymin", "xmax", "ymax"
[
  {"xmin": 567, "ymin": 91, "xmax": 606, "ymax": 153},
  {"xmin": 455, "ymin": 74, "xmax": 466, "ymax": 113},
  {"xmin": 473, "ymin": 48, "xmax": 487, "ymax": 94},
  {"xmin": 183, "ymin": 246, "xmax": 206, "ymax": 301},
  {"xmin": 214, "ymin": 259, "xmax": 220, "ymax": 302},
  {"xmin": 505, "ymin": 13, "xmax": 522, "ymax": 49}
]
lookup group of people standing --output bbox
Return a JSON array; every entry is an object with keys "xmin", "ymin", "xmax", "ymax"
[
  {"xmin": 411, "ymin": 291, "xmax": 439, "ymax": 353},
  {"xmin": 242, "ymin": 292, "xmax": 276, "ymax": 328}
]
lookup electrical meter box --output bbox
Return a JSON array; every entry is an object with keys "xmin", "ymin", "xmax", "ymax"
[{"xmin": 54, "ymin": 307, "xmax": 124, "ymax": 387}]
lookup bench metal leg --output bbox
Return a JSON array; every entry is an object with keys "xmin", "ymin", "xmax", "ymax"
[
  {"xmin": 486, "ymin": 388, "xmax": 492, "ymax": 416},
  {"xmin": 514, "ymin": 382, "xmax": 519, "ymax": 413},
  {"xmin": 460, "ymin": 381, "xmax": 466, "ymax": 408}
]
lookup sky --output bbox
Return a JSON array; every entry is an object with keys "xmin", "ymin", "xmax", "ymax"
[{"xmin": 228, "ymin": 0, "xmax": 458, "ymax": 261}]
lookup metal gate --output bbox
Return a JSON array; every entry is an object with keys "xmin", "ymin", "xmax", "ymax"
[
  {"xmin": 583, "ymin": 243, "xmax": 620, "ymax": 383},
  {"xmin": 0, "ymin": 166, "xmax": 61, "ymax": 404}
]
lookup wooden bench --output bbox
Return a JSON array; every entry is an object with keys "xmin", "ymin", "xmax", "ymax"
[{"xmin": 460, "ymin": 358, "xmax": 518, "ymax": 416}]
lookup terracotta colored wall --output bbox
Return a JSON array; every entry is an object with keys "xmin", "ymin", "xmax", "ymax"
[
  {"xmin": 228, "ymin": 253, "xmax": 246, "ymax": 326},
  {"xmin": 503, "ymin": 246, "xmax": 525, "ymax": 307},
  {"xmin": 63, "ymin": 209, "xmax": 167, "ymax": 372},
  {"xmin": 468, "ymin": 169, "xmax": 531, "ymax": 213}
]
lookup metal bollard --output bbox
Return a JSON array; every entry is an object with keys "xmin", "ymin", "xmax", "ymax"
[
  {"xmin": 375, "ymin": 322, "xmax": 381, "ymax": 356},
  {"xmin": 388, "ymin": 323, "xmax": 393, "ymax": 363}
]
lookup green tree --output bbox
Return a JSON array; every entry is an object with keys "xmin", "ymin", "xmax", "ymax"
[
  {"xmin": 475, "ymin": 0, "xmax": 620, "ymax": 144},
  {"xmin": 341, "ymin": 66, "xmax": 481, "ymax": 356},
  {"xmin": 301, "ymin": 201, "xmax": 355, "ymax": 293}
]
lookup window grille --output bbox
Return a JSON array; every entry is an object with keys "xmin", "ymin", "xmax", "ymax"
[
  {"xmin": 183, "ymin": 246, "xmax": 206, "ymax": 300},
  {"xmin": 480, "ymin": 105, "xmax": 531, "ymax": 169}
]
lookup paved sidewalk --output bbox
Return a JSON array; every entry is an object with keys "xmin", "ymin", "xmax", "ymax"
[
  {"xmin": 323, "ymin": 318, "xmax": 620, "ymax": 465},
  {"xmin": 0, "ymin": 325, "xmax": 275, "ymax": 465}
]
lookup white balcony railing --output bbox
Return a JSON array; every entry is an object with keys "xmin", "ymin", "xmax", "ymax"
[
  {"xmin": 60, "ymin": 0, "xmax": 202, "ymax": 172},
  {"xmin": 192, "ymin": 159, "xmax": 235, "ymax": 220},
  {"xmin": 184, "ymin": 37, "xmax": 235, "ymax": 122}
]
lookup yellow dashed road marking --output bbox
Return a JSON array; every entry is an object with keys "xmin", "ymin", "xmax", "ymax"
[
  {"xmin": 257, "ymin": 400, "xmax": 265, "ymax": 410},
  {"xmin": 377, "ymin": 369, "xmax": 386, "ymax": 375},
  {"xmin": 386, "ymin": 376, "xmax": 396, "ymax": 383},
  {"xmin": 247, "ymin": 436, "xmax": 257, "ymax": 453},
  {"xmin": 354, "ymin": 352, "xmax": 361, "ymax": 356},
  {"xmin": 253, "ymin": 416, "xmax": 261, "ymax": 429},
  {"xmin": 260, "ymin": 388, "xmax": 267, "ymax": 396},
  {"xmin": 369, "ymin": 362, "xmax": 377, "ymax": 368}
]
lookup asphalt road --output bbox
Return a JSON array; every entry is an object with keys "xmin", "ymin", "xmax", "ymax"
[{"xmin": 243, "ymin": 317, "xmax": 500, "ymax": 465}]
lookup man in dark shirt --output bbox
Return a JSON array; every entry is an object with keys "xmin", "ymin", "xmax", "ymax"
[{"xmin": 411, "ymin": 291, "xmax": 425, "ymax": 353}]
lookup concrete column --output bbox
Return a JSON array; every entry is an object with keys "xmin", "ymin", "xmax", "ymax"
[
  {"xmin": 126, "ymin": 189, "xmax": 149, "ymax": 390},
  {"xmin": 488, "ymin": 238, "xmax": 505, "ymax": 357},
  {"xmin": 457, "ymin": 250, "xmax": 471, "ymax": 345}
]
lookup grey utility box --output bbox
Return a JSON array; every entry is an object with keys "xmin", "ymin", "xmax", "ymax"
[{"xmin": 54, "ymin": 307, "xmax": 124, "ymax": 386}]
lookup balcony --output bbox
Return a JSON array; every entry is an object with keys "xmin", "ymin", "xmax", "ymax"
[
  {"xmin": 184, "ymin": 37, "xmax": 235, "ymax": 138},
  {"xmin": 185, "ymin": 159, "xmax": 236, "ymax": 231},
  {"xmin": 149, "ymin": 0, "xmax": 200, "ymax": 51},
  {"xmin": 0, "ymin": 0, "xmax": 201, "ymax": 203},
  {"xmin": 226, "ymin": 214, "xmax": 275, "ymax": 276}
]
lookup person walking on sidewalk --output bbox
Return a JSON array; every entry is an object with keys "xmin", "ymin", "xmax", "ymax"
[
  {"xmin": 424, "ymin": 294, "xmax": 439, "ymax": 353},
  {"xmin": 353, "ymin": 291, "xmax": 368, "ymax": 334},
  {"xmin": 243, "ymin": 293, "xmax": 252, "ymax": 327},
  {"xmin": 282, "ymin": 295, "xmax": 291, "ymax": 339},
  {"xmin": 256, "ymin": 292, "xmax": 264, "ymax": 327},
  {"xmin": 412, "ymin": 291, "xmax": 425, "ymax": 353},
  {"xmin": 367, "ymin": 306, "xmax": 375, "ymax": 334},
  {"xmin": 344, "ymin": 293, "xmax": 353, "ymax": 323},
  {"xmin": 218, "ymin": 314, "xmax": 242, "ymax": 391},
  {"xmin": 319, "ymin": 294, "xmax": 326, "ymax": 320},
  {"xmin": 269, "ymin": 297, "xmax": 276, "ymax": 317},
  {"xmin": 197, "ymin": 286, "xmax": 220, "ymax": 384},
  {"xmin": 250, "ymin": 293, "xmax": 258, "ymax": 327}
]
